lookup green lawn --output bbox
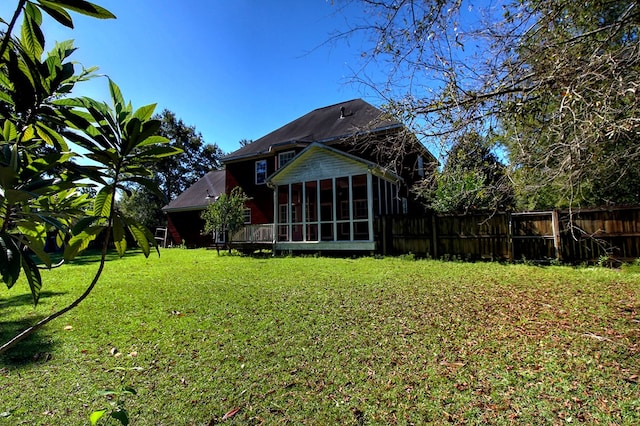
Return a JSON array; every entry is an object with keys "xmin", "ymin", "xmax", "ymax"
[{"xmin": 1, "ymin": 249, "xmax": 639, "ymax": 425}]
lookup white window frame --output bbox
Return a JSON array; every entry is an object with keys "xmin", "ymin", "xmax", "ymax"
[
  {"xmin": 243, "ymin": 208, "xmax": 251, "ymax": 224},
  {"xmin": 278, "ymin": 151, "xmax": 295, "ymax": 169},
  {"xmin": 255, "ymin": 159, "xmax": 267, "ymax": 185}
]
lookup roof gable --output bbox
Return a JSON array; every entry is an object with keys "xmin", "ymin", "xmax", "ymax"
[
  {"xmin": 162, "ymin": 169, "xmax": 225, "ymax": 212},
  {"xmin": 268, "ymin": 143, "xmax": 402, "ymax": 185},
  {"xmin": 223, "ymin": 99, "xmax": 400, "ymax": 162}
]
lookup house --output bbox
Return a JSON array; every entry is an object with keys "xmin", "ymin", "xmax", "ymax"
[
  {"xmin": 163, "ymin": 99, "xmax": 436, "ymax": 252},
  {"xmin": 222, "ymin": 99, "xmax": 437, "ymax": 253},
  {"xmin": 162, "ymin": 169, "xmax": 226, "ymax": 247}
]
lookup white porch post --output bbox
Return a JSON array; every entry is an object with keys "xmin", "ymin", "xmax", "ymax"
[
  {"xmin": 367, "ymin": 172, "xmax": 374, "ymax": 241},
  {"xmin": 348, "ymin": 175, "xmax": 354, "ymax": 240},
  {"xmin": 332, "ymin": 177, "xmax": 337, "ymax": 241},
  {"xmin": 272, "ymin": 185, "xmax": 278, "ymax": 243},
  {"xmin": 302, "ymin": 181, "xmax": 307, "ymax": 241},
  {"xmin": 288, "ymin": 184, "xmax": 292, "ymax": 242},
  {"xmin": 316, "ymin": 179, "xmax": 321, "ymax": 241}
]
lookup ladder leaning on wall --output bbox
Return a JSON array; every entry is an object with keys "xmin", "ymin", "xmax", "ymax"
[{"xmin": 154, "ymin": 227, "xmax": 168, "ymax": 248}]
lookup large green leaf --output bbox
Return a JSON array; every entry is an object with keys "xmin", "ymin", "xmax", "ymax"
[
  {"xmin": 64, "ymin": 225, "xmax": 103, "ymax": 261},
  {"xmin": 22, "ymin": 3, "xmax": 45, "ymax": 59},
  {"xmin": 39, "ymin": 0, "xmax": 116, "ymax": 20},
  {"xmin": 112, "ymin": 215, "xmax": 126, "ymax": 257},
  {"xmin": 132, "ymin": 104, "xmax": 156, "ymax": 122},
  {"xmin": 0, "ymin": 71, "xmax": 14, "ymax": 91},
  {"xmin": 122, "ymin": 176, "xmax": 164, "ymax": 199},
  {"xmin": 3, "ymin": 121, "xmax": 17, "ymax": 142},
  {"xmin": 89, "ymin": 409, "xmax": 106, "ymax": 426},
  {"xmin": 21, "ymin": 254, "xmax": 42, "ymax": 305},
  {"xmin": 36, "ymin": 0, "xmax": 74, "ymax": 28},
  {"xmin": 93, "ymin": 187, "xmax": 113, "ymax": 218},
  {"xmin": 0, "ymin": 234, "xmax": 22, "ymax": 288},
  {"xmin": 123, "ymin": 117, "xmax": 141, "ymax": 153},
  {"xmin": 109, "ymin": 79, "xmax": 126, "ymax": 116},
  {"xmin": 71, "ymin": 215, "xmax": 102, "ymax": 236},
  {"xmin": 125, "ymin": 219, "xmax": 155, "ymax": 258},
  {"xmin": 35, "ymin": 121, "xmax": 69, "ymax": 150},
  {"xmin": 85, "ymin": 150, "xmax": 119, "ymax": 167},
  {"xmin": 16, "ymin": 217, "xmax": 51, "ymax": 260},
  {"xmin": 136, "ymin": 134, "xmax": 167, "ymax": 148},
  {"xmin": 133, "ymin": 145, "xmax": 184, "ymax": 161}
]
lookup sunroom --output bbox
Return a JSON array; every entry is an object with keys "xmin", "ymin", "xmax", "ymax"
[{"xmin": 267, "ymin": 143, "xmax": 403, "ymax": 252}]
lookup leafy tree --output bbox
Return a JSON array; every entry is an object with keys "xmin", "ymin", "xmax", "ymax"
[
  {"xmin": 153, "ymin": 109, "xmax": 223, "ymax": 202},
  {"xmin": 201, "ymin": 187, "xmax": 249, "ymax": 254},
  {"xmin": 0, "ymin": 2, "xmax": 181, "ymax": 354},
  {"xmin": 117, "ymin": 186, "xmax": 165, "ymax": 231},
  {"xmin": 336, "ymin": 0, "xmax": 640, "ymax": 209},
  {"xmin": 415, "ymin": 132, "xmax": 514, "ymax": 213}
]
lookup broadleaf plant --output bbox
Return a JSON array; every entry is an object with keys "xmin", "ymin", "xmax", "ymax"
[{"xmin": 0, "ymin": 1, "xmax": 181, "ymax": 355}]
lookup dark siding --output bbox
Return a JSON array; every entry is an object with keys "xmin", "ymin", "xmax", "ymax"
[
  {"xmin": 166, "ymin": 211, "xmax": 212, "ymax": 248},
  {"xmin": 225, "ymin": 159, "xmax": 275, "ymax": 224}
]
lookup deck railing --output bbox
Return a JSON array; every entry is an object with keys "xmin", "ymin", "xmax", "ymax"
[{"xmin": 232, "ymin": 224, "xmax": 274, "ymax": 243}]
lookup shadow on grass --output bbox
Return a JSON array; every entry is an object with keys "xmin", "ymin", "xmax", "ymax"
[
  {"xmin": 64, "ymin": 249, "xmax": 147, "ymax": 266},
  {"xmin": 0, "ymin": 316, "xmax": 56, "ymax": 367},
  {"xmin": 0, "ymin": 291, "xmax": 67, "ymax": 310}
]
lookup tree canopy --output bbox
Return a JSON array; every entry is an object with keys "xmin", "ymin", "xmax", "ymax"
[
  {"xmin": 414, "ymin": 132, "xmax": 514, "ymax": 212},
  {"xmin": 153, "ymin": 109, "xmax": 223, "ymax": 202},
  {"xmin": 201, "ymin": 187, "xmax": 249, "ymax": 253},
  {"xmin": 338, "ymin": 0, "xmax": 640, "ymax": 210}
]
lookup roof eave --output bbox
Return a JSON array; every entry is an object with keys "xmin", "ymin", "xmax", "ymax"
[{"xmin": 162, "ymin": 204, "xmax": 211, "ymax": 213}]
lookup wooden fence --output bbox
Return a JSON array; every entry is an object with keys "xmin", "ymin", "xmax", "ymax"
[{"xmin": 375, "ymin": 206, "xmax": 640, "ymax": 263}]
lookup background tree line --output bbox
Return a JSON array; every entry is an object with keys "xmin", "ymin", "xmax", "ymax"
[{"xmin": 117, "ymin": 110, "xmax": 223, "ymax": 231}]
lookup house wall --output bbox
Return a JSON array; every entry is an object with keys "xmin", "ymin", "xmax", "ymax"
[
  {"xmin": 166, "ymin": 211, "xmax": 213, "ymax": 248},
  {"xmin": 225, "ymin": 148, "xmax": 306, "ymax": 225},
  {"xmin": 225, "ymin": 160, "xmax": 274, "ymax": 224},
  {"xmin": 224, "ymin": 129, "xmax": 436, "ymax": 227}
]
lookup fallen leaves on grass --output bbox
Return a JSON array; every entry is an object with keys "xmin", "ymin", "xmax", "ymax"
[{"xmin": 222, "ymin": 407, "xmax": 240, "ymax": 420}]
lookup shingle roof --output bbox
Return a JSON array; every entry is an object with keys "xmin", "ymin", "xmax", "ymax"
[
  {"xmin": 223, "ymin": 99, "xmax": 400, "ymax": 162},
  {"xmin": 162, "ymin": 169, "xmax": 226, "ymax": 212}
]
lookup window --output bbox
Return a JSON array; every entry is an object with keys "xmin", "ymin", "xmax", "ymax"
[
  {"xmin": 255, "ymin": 160, "xmax": 267, "ymax": 184},
  {"xmin": 353, "ymin": 200, "xmax": 368, "ymax": 219},
  {"xmin": 243, "ymin": 208, "xmax": 251, "ymax": 224},
  {"xmin": 278, "ymin": 151, "xmax": 295, "ymax": 169}
]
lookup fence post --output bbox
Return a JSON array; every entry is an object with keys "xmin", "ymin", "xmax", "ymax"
[
  {"xmin": 508, "ymin": 213, "xmax": 513, "ymax": 262},
  {"xmin": 551, "ymin": 209, "xmax": 562, "ymax": 261},
  {"xmin": 431, "ymin": 214, "xmax": 438, "ymax": 259},
  {"xmin": 381, "ymin": 216, "xmax": 388, "ymax": 255}
]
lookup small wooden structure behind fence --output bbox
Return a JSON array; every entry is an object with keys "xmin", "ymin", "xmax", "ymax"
[{"xmin": 375, "ymin": 206, "xmax": 640, "ymax": 263}]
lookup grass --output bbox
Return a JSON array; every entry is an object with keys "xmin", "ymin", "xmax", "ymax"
[{"xmin": 1, "ymin": 249, "xmax": 639, "ymax": 425}]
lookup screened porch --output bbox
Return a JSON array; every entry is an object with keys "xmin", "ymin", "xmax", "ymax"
[{"xmin": 272, "ymin": 172, "xmax": 402, "ymax": 251}]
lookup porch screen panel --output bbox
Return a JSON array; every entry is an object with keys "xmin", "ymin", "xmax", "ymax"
[
  {"xmin": 291, "ymin": 182, "xmax": 303, "ymax": 241},
  {"xmin": 352, "ymin": 174, "xmax": 369, "ymax": 240},
  {"xmin": 336, "ymin": 177, "xmax": 350, "ymax": 241},
  {"xmin": 373, "ymin": 176, "xmax": 381, "ymax": 216},
  {"xmin": 320, "ymin": 179, "xmax": 333, "ymax": 241},
  {"xmin": 305, "ymin": 181, "xmax": 318, "ymax": 241},
  {"xmin": 277, "ymin": 185, "xmax": 289, "ymax": 241}
]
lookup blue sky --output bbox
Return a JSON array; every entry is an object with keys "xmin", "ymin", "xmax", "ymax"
[{"xmin": 1, "ymin": 0, "xmax": 378, "ymax": 155}]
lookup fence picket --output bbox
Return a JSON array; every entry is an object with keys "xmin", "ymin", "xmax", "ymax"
[{"xmin": 377, "ymin": 206, "xmax": 640, "ymax": 263}]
